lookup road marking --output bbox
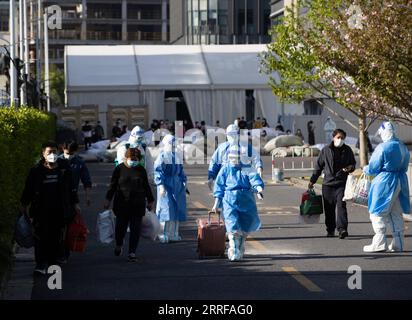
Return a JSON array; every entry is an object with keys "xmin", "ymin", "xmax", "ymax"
[
  {"xmin": 247, "ymin": 238, "xmax": 322, "ymax": 292},
  {"xmin": 282, "ymin": 267, "xmax": 323, "ymax": 292},
  {"xmin": 193, "ymin": 201, "xmax": 209, "ymax": 209},
  {"xmin": 247, "ymin": 238, "xmax": 269, "ymax": 253}
]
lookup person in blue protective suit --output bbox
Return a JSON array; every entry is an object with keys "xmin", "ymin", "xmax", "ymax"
[
  {"xmin": 116, "ymin": 126, "xmax": 146, "ymax": 167},
  {"xmin": 207, "ymin": 123, "xmax": 263, "ymax": 191},
  {"xmin": 212, "ymin": 146, "xmax": 264, "ymax": 261},
  {"xmin": 154, "ymin": 134, "xmax": 187, "ymax": 243},
  {"xmin": 363, "ymin": 121, "xmax": 410, "ymax": 253}
]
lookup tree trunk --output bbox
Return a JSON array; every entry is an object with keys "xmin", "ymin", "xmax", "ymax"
[{"xmin": 358, "ymin": 111, "xmax": 369, "ymax": 168}]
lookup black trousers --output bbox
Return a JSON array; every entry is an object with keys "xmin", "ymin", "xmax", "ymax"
[
  {"xmin": 34, "ymin": 223, "xmax": 64, "ymax": 268},
  {"xmin": 322, "ymin": 185, "xmax": 348, "ymax": 233},
  {"xmin": 84, "ymin": 137, "xmax": 92, "ymax": 150},
  {"xmin": 115, "ymin": 211, "xmax": 143, "ymax": 255}
]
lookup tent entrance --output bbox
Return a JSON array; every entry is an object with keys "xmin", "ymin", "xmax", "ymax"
[{"xmin": 164, "ymin": 91, "xmax": 193, "ymax": 128}]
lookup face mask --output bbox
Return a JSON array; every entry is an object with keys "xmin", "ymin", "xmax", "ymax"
[
  {"xmin": 380, "ymin": 130, "xmax": 394, "ymax": 142},
  {"xmin": 63, "ymin": 153, "xmax": 74, "ymax": 160},
  {"xmin": 46, "ymin": 153, "xmax": 58, "ymax": 163},
  {"xmin": 127, "ymin": 160, "xmax": 139, "ymax": 167},
  {"xmin": 227, "ymin": 135, "xmax": 239, "ymax": 145},
  {"xmin": 334, "ymin": 138, "xmax": 344, "ymax": 148}
]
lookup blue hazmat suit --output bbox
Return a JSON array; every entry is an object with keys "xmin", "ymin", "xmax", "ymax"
[
  {"xmin": 208, "ymin": 141, "xmax": 263, "ymax": 180},
  {"xmin": 213, "ymin": 164, "xmax": 264, "ymax": 234},
  {"xmin": 364, "ymin": 138, "xmax": 410, "ymax": 215},
  {"xmin": 154, "ymin": 151, "xmax": 187, "ymax": 222}
]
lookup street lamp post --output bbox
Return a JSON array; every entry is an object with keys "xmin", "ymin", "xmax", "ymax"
[
  {"xmin": 43, "ymin": 11, "xmax": 50, "ymax": 112},
  {"xmin": 9, "ymin": 0, "xmax": 18, "ymax": 107}
]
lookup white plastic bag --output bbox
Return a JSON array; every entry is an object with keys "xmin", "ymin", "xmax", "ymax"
[
  {"xmin": 141, "ymin": 211, "xmax": 161, "ymax": 241},
  {"xmin": 342, "ymin": 174, "xmax": 357, "ymax": 202},
  {"xmin": 353, "ymin": 173, "xmax": 371, "ymax": 206},
  {"xmin": 96, "ymin": 210, "xmax": 115, "ymax": 244}
]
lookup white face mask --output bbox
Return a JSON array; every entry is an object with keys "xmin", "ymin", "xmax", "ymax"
[
  {"xmin": 380, "ymin": 130, "xmax": 394, "ymax": 142},
  {"xmin": 334, "ymin": 138, "xmax": 344, "ymax": 148},
  {"xmin": 46, "ymin": 153, "xmax": 58, "ymax": 163},
  {"xmin": 227, "ymin": 135, "xmax": 239, "ymax": 145},
  {"xmin": 63, "ymin": 153, "xmax": 74, "ymax": 160}
]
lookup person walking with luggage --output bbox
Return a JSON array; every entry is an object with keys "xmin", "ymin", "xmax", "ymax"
[
  {"xmin": 154, "ymin": 134, "xmax": 187, "ymax": 243},
  {"xmin": 212, "ymin": 145, "xmax": 264, "ymax": 261},
  {"xmin": 104, "ymin": 148, "xmax": 154, "ymax": 262},
  {"xmin": 363, "ymin": 122, "xmax": 410, "ymax": 253},
  {"xmin": 208, "ymin": 124, "xmax": 263, "ymax": 190},
  {"xmin": 20, "ymin": 141, "xmax": 80, "ymax": 275},
  {"xmin": 308, "ymin": 129, "xmax": 356, "ymax": 239}
]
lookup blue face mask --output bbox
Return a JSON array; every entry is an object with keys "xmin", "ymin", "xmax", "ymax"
[{"xmin": 127, "ymin": 160, "xmax": 139, "ymax": 167}]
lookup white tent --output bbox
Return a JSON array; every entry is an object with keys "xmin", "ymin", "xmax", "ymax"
[{"xmin": 65, "ymin": 45, "xmax": 304, "ymax": 129}]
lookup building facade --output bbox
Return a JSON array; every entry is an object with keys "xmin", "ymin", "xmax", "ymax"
[
  {"xmin": 32, "ymin": 0, "xmax": 169, "ymax": 69},
  {"xmin": 170, "ymin": 0, "xmax": 272, "ymax": 45}
]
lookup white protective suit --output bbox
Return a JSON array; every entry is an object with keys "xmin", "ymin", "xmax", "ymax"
[
  {"xmin": 116, "ymin": 126, "xmax": 146, "ymax": 166},
  {"xmin": 324, "ymin": 117, "xmax": 336, "ymax": 144}
]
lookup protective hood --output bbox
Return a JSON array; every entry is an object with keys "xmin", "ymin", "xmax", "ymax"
[{"xmin": 378, "ymin": 121, "xmax": 395, "ymax": 142}]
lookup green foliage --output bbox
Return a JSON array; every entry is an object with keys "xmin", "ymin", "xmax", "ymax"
[
  {"xmin": 49, "ymin": 65, "xmax": 65, "ymax": 107},
  {"xmin": 0, "ymin": 107, "xmax": 55, "ymax": 279}
]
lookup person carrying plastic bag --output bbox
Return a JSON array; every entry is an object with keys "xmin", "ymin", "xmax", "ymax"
[
  {"xmin": 212, "ymin": 145, "xmax": 264, "ymax": 262},
  {"xmin": 363, "ymin": 122, "xmax": 410, "ymax": 253},
  {"xmin": 104, "ymin": 148, "xmax": 154, "ymax": 262},
  {"xmin": 154, "ymin": 134, "xmax": 187, "ymax": 243}
]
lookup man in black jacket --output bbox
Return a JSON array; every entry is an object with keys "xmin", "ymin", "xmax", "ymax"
[
  {"xmin": 309, "ymin": 129, "xmax": 356, "ymax": 239},
  {"xmin": 20, "ymin": 141, "xmax": 80, "ymax": 275}
]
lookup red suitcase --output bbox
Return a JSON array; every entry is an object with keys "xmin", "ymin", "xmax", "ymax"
[{"xmin": 197, "ymin": 211, "xmax": 226, "ymax": 259}]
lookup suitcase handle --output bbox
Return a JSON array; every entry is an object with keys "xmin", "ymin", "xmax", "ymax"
[{"xmin": 208, "ymin": 210, "xmax": 222, "ymax": 226}]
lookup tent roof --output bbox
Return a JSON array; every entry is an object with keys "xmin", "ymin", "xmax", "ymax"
[{"xmin": 65, "ymin": 45, "xmax": 273, "ymax": 91}]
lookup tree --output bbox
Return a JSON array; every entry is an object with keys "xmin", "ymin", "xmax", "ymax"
[
  {"xmin": 47, "ymin": 65, "xmax": 65, "ymax": 108},
  {"xmin": 260, "ymin": 0, "xmax": 412, "ymax": 166},
  {"xmin": 49, "ymin": 65, "xmax": 65, "ymax": 107}
]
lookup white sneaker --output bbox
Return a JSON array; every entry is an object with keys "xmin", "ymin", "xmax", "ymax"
[
  {"xmin": 403, "ymin": 214, "xmax": 412, "ymax": 222},
  {"xmin": 169, "ymin": 235, "xmax": 182, "ymax": 242},
  {"xmin": 34, "ymin": 268, "xmax": 47, "ymax": 275},
  {"xmin": 158, "ymin": 235, "xmax": 169, "ymax": 243}
]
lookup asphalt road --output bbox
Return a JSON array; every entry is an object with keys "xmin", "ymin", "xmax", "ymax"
[{"xmin": 8, "ymin": 159, "xmax": 412, "ymax": 300}]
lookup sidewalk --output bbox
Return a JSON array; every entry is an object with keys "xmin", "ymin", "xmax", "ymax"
[{"xmin": 2, "ymin": 246, "xmax": 35, "ymax": 300}]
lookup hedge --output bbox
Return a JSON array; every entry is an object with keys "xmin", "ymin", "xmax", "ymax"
[{"xmin": 0, "ymin": 107, "xmax": 56, "ymax": 279}]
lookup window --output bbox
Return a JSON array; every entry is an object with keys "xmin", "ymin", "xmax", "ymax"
[{"xmin": 304, "ymin": 99, "xmax": 323, "ymax": 115}]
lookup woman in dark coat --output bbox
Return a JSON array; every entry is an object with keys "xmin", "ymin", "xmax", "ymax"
[
  {"xmin": 307, "ymin": 121, "xmax": 316, "ymax": 146},
  {"xmin": 104, "ymin": 148, "xmax": 154, "ymax": 262}
]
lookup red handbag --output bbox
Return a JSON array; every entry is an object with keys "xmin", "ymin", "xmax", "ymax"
[{"xmin": 66, "ymin": 212, "xmax": 88, "ymax": 252}]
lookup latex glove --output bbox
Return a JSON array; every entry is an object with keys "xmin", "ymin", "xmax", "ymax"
[
  {"xmin": 256, "ymin": 186, "xmax": 264, "ymax": 200},
  {"xmin": 212, "ymin": 198, "xmax": 222, "ymax": 212},
  {"xmin": 207, "ymin": 179, "xmax": 214, "ymax": 191},
  {"xmin": 257, "ymin": 167, "xmax": 263, "ymax": 178},
  {"xmin": 159, "ymin": 185, "xmax": 167, "ymax": 197}
]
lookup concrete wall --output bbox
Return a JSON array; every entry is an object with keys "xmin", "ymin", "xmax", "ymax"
[{"xmin": 169, "ymin": 0, "xmax": 185, "ymax": 44}]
